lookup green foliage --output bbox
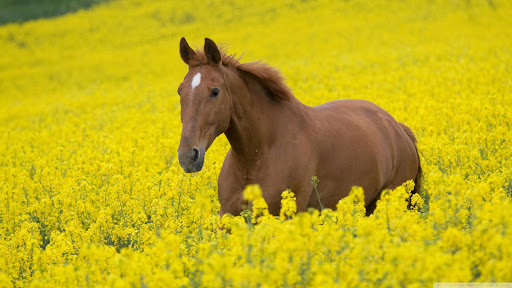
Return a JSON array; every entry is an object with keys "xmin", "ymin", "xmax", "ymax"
[{"xmin": 0, "ymin": 0, "xmax": 107, "ymax": 25}]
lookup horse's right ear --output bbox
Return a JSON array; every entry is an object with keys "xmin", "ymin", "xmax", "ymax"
[{"xmin": 180, "ymin": 37, "xmax": 196, "ymax": 64}]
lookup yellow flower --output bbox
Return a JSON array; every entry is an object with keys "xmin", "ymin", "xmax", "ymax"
[
  {"xmin": 251, "ymin": 197, "xmax": 270, "ymax": 224},
  {"xmin": 280, "ymin": 190, "xmax": 297, "ymax": 220},
  {"xmin": 243, "ymin": 184, "xmax": 263, "ymax": 202}
]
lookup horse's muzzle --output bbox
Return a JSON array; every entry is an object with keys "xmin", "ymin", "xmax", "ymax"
[{"xmin": 178, "ymin": 147, "xmax": 205, "ymax": 173}]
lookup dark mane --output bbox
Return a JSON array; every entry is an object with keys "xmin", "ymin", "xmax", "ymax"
[{"xmin": 189, "ymin": 49, "xmax": 294, "ymax": 102}]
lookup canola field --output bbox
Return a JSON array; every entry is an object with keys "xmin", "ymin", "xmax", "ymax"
[{"xmin": 1, "ymin": 0, "xmax": 512, "ymax": 287}]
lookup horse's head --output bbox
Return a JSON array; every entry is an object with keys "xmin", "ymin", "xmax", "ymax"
[{"xmin": 177, "ymin": 38, "xmax": 232, "ymax": 173}]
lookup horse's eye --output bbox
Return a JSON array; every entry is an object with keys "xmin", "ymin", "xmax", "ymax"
[
  {"xmin": 210, "ymin": 88, "xmax": 220, "ymax": 98},
  {"xmin": 177, "ymin": 88, "xmax": 181, "ymax": 96}
]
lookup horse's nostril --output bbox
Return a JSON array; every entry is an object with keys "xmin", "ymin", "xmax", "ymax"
[{"xmin": 191, "ymin": 148, "xmax": 199, "ymax": 162}]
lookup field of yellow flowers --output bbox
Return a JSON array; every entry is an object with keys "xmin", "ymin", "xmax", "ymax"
[{"xmin": 1, "ymin": 0, "xmax": 512, "ymax": 287}]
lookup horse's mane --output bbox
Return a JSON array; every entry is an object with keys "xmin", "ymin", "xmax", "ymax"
[{"xmin": 188, "ymin": 48, "xmax": 294, "ymax": 102}]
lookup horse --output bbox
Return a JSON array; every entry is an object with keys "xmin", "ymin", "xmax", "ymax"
[{"xmin": 176, "ymin": 37, "xmax": 422, "ymax": 216}]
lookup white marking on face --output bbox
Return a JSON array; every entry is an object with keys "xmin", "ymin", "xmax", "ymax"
[{"xmin": 191, "ymin": 73, "xmax": 201, "ymax": 89}]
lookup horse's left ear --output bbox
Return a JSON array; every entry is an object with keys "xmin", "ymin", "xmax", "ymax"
[{"xmin": 204, "ymin": 38, "xmax": 221, "ymax": 64}]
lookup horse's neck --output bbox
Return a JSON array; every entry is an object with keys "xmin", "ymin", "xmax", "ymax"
[{"xmin": 224, "ymin": 74, "xmax": 307, "ymax": 167}]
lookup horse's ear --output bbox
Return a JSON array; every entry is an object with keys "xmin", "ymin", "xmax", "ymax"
[
  {"xmin": 204, "ymin": 38, "xmax": 221, "ymax": 64},
  {"xmin": 180, "ymin": 37, "xmax": 196, "ymax": 64}
]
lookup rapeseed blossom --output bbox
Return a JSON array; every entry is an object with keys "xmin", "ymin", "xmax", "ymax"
[
  {"xmin": 280, "ymin": 190, "xmax": 297, "ymax": 220},
  {"xmin": 1, "ymin": 0, "xmax": 512, "ymax": 287}
]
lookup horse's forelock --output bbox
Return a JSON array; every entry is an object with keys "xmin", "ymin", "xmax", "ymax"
[{"xmin": 186, "ymin": 45, "xmax": 238, "ymax": 67}]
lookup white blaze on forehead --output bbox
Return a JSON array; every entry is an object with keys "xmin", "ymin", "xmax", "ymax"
[{"xmin": 191, "ymin": 72, "xmax": 201, "ymax": 89}]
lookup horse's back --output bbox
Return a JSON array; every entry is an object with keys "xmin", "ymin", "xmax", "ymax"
[
  {"xmin": 310, "ymin": 99, "xmax": 418, "ymax": 207},
  {"xmin": 314, "ymin": 99, "xmax": 391, "ymax": 122}
]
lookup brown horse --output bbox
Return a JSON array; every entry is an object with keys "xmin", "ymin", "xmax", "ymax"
[{"xmin": 177, "ymin": 38, "xmax": 421, "ymax": 216}]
